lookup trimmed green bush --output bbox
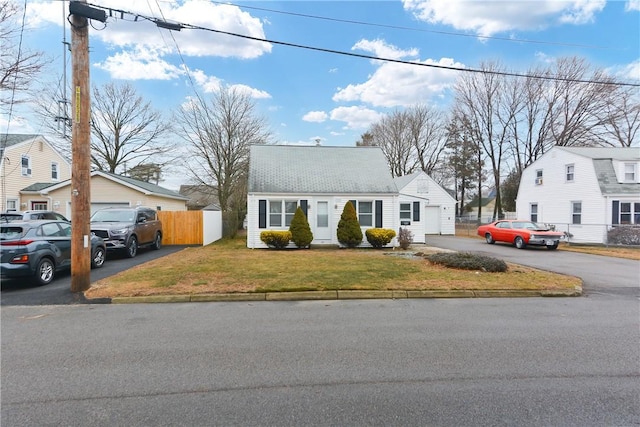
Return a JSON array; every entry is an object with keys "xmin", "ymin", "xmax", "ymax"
[
  {"xmin": 289, "ymin": 206, "xmax": 313, "ymax": 248},
  {"xmin": 426, "ymin": 252, "xmax": 508, "ymax": 272},
  {"xmin": 260, "ymin": 230, "xmax": 292, "ymax": 249},
  {"xmin": 365, "ymin": 228, "xmax": 396, "ymax": 248},
  {"xmin": 397, "ymin": 227, "xmax": 413, "ymax": 250},
  {"xmin": 337, "ymin": 201, "xmax": 363, "ymax": 248}
]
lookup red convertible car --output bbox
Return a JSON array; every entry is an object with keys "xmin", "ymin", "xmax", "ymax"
[{"xmin": 477, "ymin": 220, "xmax": 564, "ymax": 250}]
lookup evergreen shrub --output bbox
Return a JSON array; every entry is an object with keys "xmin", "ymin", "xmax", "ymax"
[
  {"xmin": 365, "ymin": 228, "xmax": 396, "ymax": 248},
  {"xmin": 426, "ymin": 252, "xmax": 508, "ymax": 272},
  {"xmin": 260, "ymin": 230, "xmax": 292, "ymax": 249},
  {"xmin": 289, "ymin": 206, "xmax": 313, "ymax": 248},
  {"xmin": 337, "ymin": 201, "xmax": 362, "ymax": 248}
]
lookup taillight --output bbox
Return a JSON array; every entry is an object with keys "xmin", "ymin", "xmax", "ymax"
[
  {"xmin": 0, "ymin": 240, "xmax": 34, "ymax": 246},
  {"xmin": 10, "ymin": 254, "xmax": 29, "ymax": 264}
]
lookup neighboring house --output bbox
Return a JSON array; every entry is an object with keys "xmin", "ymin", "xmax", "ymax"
[
  {"xmin": 516, "ymin": 146, "xmax": 640, "ymax": 244},
  {"xmin": 179, "ymin": 184, "xmax": 220, "ymax": 211},
  {"xmin": 247, "ymin": 145, "xmax": 398, "ymax": 248},
  {"xmin": 35, "ymin": 170, "xmax": 189, "ymax": 217},
  {"xmin": 394, "ymin": 171, "xmax": 457, "ymax": 243},
  {"xmin": 0, "ymin": 134, "xmax": 71, "ymax": 212}
]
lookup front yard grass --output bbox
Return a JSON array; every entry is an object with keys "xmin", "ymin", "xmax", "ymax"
[{"xmin": 85, "ymin": 237, "xmax": 581, "ymax": 299}]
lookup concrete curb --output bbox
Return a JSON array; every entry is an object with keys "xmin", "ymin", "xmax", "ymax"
[{"xmin": 105, "ymin": 285, "xmax": 582, "ymax": 304}]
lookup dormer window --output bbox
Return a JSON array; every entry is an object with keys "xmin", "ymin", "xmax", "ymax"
[{"xmin": 624, "ymin": 163, "xmax": 636, "ymax": 182}]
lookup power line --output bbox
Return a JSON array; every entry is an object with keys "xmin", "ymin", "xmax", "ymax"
[
  {"xmin": 86, "ymin": 3, "xmax": 640, "ymax": 88},
  {"xmin": 210, "ymin": 1, "xmax": 615, "ymax": 51}
]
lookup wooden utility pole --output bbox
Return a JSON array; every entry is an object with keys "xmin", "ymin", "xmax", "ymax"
[{"xmin": 70, "ymin": 1, "xmax": 91, "ymax": 292}]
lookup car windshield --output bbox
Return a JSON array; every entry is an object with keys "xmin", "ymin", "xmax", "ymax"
[
  {"xmin": 1, "ymin": 214, "xmax": 22, "ymax": 222},
  {"xmin": 0, "ymin": 226, "xmax": 25, "ymax": 240},
  {"xmin": 512, "ymin": 221, "xmax": 546, "ymax": 230},
  {"xmin": 91, "ymin": 210, "xmax": 135, "ymax": 223}
]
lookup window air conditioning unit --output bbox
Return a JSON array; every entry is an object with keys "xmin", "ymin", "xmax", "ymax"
[{"xmin": 535, "ymin": 177, "xmax": 543, "ymax": 185}]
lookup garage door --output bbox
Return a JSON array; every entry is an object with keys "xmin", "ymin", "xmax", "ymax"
[{"xmin": 90, "ymin": 202, "xmax": 130, "ymax": 215}]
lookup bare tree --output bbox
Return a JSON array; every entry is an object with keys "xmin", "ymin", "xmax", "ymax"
[
  {"xmin": 175, "ymin": 87, "xmax": 270, "ymax": 236},
  {"xmin": 1, "ymin": 0, "xmax": 48, "ymax": 107},
  {"xmin": 366, "ymin": 105, "xmax": 447, "ymax": 178},
  {"xmin": 90, "ymin": 82, "xmax": 174, "ymax": 173},
  {"xmin": 596, "ymin": 86, "xmax": 640, "ymax": 147}
]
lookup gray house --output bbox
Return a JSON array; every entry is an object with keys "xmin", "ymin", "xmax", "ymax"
[{"xmin": 246, "ymin": 145, "xmax": 398, "ymax": 248}]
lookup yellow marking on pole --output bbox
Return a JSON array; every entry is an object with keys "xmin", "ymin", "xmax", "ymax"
[{"xmin": 75, "ymin": 87, "xmax": 81, "ymax": 123}]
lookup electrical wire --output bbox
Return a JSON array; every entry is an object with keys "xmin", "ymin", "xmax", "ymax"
[
  {"xmin": 85, "ymin": 3, "xmax": 640, "ymax": 88},
  {"xmin": 210, "ymin": 0, "xmax": 616, "ymax": 51}
]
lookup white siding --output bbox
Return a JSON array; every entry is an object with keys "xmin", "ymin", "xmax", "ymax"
[
  {"xmin": 247, "ymin": 193, "xmax": 398, "ymax": 248},
  {"xmin": 516, "ymin": 148, "xmax": 607, "ymax": 243}
]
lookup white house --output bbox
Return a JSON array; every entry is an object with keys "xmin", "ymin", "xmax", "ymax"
[
  {"xmin": 394, "ymin": 171, "xmax": 457, "ymax": 243},
  {"xmin": 0, "ymin": 134, "xmax": 71, "ymax": 212},
  {"xmin": 247, "ymin": 145, "xmax": 399, "ymax": 248},
  {"xmin": 516, "ymin": 146, "xmax": 640, "ymax": 244}
]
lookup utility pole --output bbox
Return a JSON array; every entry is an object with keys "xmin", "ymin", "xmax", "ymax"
[{"xmin": 70, "ymin": 1, "xmax": 91, "ymax": 292}]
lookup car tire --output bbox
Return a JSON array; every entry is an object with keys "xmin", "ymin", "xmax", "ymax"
[
  {"xmin": 35, "ymin": 258, "xmax": 55, "ymax": 286},
  {"xmin": 547, "ymin": 243, "xmax": 558, "ymax": 250},
  {"xmin": 485, "ymin": 233, "xmax": 495, "ymax": 244},
  {"xmin": 152, "ymin": 232, "xmax": 162, "ymax": 250},
  {"xmin": 125, "ymin": 236, "xmax": 138, "ymax": 258},
  {"xmin": 514, "ymin": 236, "xmax": 526, "ymax": 249},
  {"xmin": 91, "ymin": 246, "xmax": 106, "ymax": 268}
]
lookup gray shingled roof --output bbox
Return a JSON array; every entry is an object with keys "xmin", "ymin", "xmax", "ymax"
[
  {"xmin": 1, "ymin": 134, "xmax": 41, "ymax": 147},
  {"xmin": 101, "ymin": 171, "xmax": 188, "ymax": 199},
  {"xmin": 558, "ymin": 146, "xmax": 639, "ymax": 161},
  {"xmin": 21, "ymin": 182, "xmax": 57, "ymax": 192},
  {"xmin": 249, "ymin": 145, "xmax": 397, "ymax": 194},
  {"xmin": 593, "ymin": 160, "xmax": 640, "ymax": 195}
]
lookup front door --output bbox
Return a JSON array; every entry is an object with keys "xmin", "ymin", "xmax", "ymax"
[{"xmin": 315, "ymin": 201, "xmax": 332, "ymax": 241}]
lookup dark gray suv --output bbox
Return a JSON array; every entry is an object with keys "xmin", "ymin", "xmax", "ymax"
[{"xmin": 90, "ymin": 207, "xmax": 162, "ymax": 258}]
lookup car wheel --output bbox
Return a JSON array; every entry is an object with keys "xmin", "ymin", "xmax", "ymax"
[
  {"xmin": 485, "ymin": 233, "xmax": 495, "ymax": 244},
  {"xmin": 152, "ymin": 232, "xmax": 162, "ymax": 250},
  {"xmin": 514, "ymin": 236, "xmax": 526, "ymax": 249},
  {"xmin": 547, "ymin": 243, "xmax": 558, "ymax": 250},
  {"xmin": 35, "ymin": 258, "xmax": 55, "ymax": 285},
  {"xmin": 91, "ymin": 246, "xmax": 106, "ymax": 268},
  {"xmin": 125, "ymin": 236, "xmax": 138, "ymax": 258}
]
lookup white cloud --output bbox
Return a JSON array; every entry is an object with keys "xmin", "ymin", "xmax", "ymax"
[
  {"xmin": 626, "ymin": 0, "xmax": 640, "ymax": 11},
  {"xmin": 352, "ymin": 39, "xmax": 419, "ymax": 60},
  {"xmin": 229, "ymin": 84, "xmax": 271, "ymax": 99},
  {"xmin": 333, "ymin": 57, "xmax": 462, "ymax": 108},
  {"xmin": 606, "ymin": 59, "xmax": 640, "ymax": 81},
  {"xmin": 27, "ymin": 1, "xmax": 271, "ymax": 59},
  {"xmin": 402, "ymin": 0, "xmax": 605, "ymax": 37},
  {"xmin": 191, "ymin": 69, "xmax": 223, "ymax": 92},
  {"xmin": 94, "ymin": 49, "xmax": 183, "ymax": 80},
  {"xmin": 329, "ymin": 106, "xmax": 383, "ymax": 130},
  {"xmin": 302, "ymin": 111, "xmax": 329, "ymax": 122}
]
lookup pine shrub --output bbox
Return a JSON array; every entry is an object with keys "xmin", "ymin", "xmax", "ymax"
[
  {"xmin": 260, "ymin": 230, "xmax": 292, "ymax": 249},
  {"xmin": 337, "ymin": 201, "xmax": 362, "ymax": 248},
  {"xmin": 397, "ymin": 227, "xmax": 413, "ymax": 250},
  {"xmin": 289, "ymin": 206, "xmax": 313, "ymax": 248},
  {"xmin": 426, "ymin": 252, "xmax": 508, "ymax": 272},
  {"xmin": 365, "ymin": 228, "xmax": 396, "ymax": 248}
]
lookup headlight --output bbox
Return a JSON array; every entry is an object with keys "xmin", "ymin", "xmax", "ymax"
[{"xmin": 111, "ymin": 227, "xmax": 131, "ymax": 235}]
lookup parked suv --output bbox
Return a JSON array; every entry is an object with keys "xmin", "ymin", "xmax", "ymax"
[{"xmin": 90, "ymin": 207, "xmax": 162, "ymax": 258}]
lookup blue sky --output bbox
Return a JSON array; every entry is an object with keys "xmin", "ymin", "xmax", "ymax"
[{"xmin": 6, "ymin": 0, "xmax": 640, "ymax": 188}]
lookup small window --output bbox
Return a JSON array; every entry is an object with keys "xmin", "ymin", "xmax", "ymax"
[
  {"xmin": 31, "ymin": 202, "xmax": 47, "ymax": 210},
  {"xmin": 620, "ymin": 203, "xmax": 632, "ymax": 224},
  {"xmin": 6, "ymin": 199, "xmax": 17, "ymax": 211},
  {"xmin": 269, "ymin": 200, "xmax": 282, "ymax": 227},
  {"xmin": 21, "ymin": 155, "xmax": 31, "ymax": 176},
  {"xmin": 565, "ymin": 164, "xmax": 574, "ymax": 182},
  {"xmin": 535, "ymin": 169, "xmax": 543, "ymax": 185},
  {"xmin": 624, "ymin": 163, "xmax": 636, "ymax": 182},
  {"xmin": 51, "ymin": 162, "xmax": 59, "ymax": 180},
  {"xmin": 530, "ymin": 203, "xmax": 538, "ymax": 223},
  {"xmin": 285, "ymin": 201, "xmax": 297, "ymax": 227},
  {"xmin": 358, "ymin": 201, "xmax": 373, "ymax": 227},
  {"xmin": 399, "ymin": 203, "xmax": 411, "ymax": 220},
  {"xmin": 571, "ymin": 202, "xmax": 582, "ymax": 225}
]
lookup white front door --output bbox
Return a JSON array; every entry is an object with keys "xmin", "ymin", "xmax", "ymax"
[
  {"xmin": 425, "ymin": 206, "xmax": 441, "ymax": 234},
  {"xmin": 315, "ymin": 201, "xmax": 332, "ymax": 241}
]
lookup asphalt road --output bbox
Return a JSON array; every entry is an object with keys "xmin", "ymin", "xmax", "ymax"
[
  {"xmin": 425, "ymin": 235, "xmax": 640, "ymax": 298},
  {"xmin": 0, "ymin": 245, "xmax": 191, "ymax": 306},
  {"xmin": 2, "ymin": 297, "xmax": 638, "ymax": 426}
]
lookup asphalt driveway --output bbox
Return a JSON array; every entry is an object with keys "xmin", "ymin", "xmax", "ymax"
[
  {"xmin": 1, "ymin": 245, "xmax": 192, "ymax": 306},
  {"xmin": 425, "ymin": 235, "xmax": 640, "ymax": 298}
]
